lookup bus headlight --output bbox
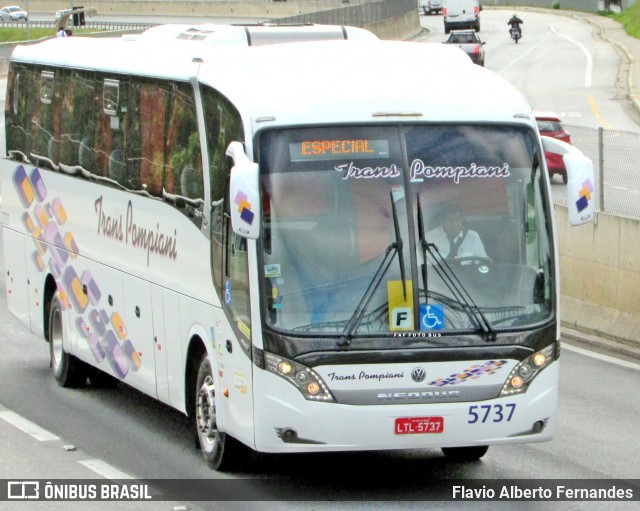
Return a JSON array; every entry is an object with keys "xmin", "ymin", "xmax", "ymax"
[
  {"xmin": 499, "ymin": 344, "xmax": 556, "ymax": 397},
  {"xmin": 264, "ymin": 352, "xmax": 335, "ymax": 402}
]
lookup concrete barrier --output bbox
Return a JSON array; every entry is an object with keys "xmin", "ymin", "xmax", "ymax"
[
  {"xmin": 24, "ymin": 1, "xmax": 372, "ymax": 18},
  {"xmin": 365, "ymin": 8, "xmax": 421, "ymax": 40},
  {"xmin": 556, "ymin": 205, "xmax": 640, "ymax": 348}
]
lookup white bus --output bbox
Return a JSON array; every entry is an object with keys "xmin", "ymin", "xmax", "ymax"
[{"xmin": 1, "ymin": 24, "xmax": 595, "ymax": 471}]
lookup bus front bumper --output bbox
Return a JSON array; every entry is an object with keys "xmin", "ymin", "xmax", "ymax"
[{"xmin": 252, "ymin": 361, "xmax": 558, "ymax": 453}]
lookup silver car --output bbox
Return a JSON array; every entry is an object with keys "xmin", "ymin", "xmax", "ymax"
[
  {"xmin": 419, "ymin": 0, "xmax": 443, "ymax": 15},
  {"xmin": 0, "ymin": 5, "xmax": 28, "ymax": 21}
]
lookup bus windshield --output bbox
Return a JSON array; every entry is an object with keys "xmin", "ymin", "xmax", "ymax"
[{"xmin": 259, "ymin": 124, "xmax": 552, "ymax": 340}]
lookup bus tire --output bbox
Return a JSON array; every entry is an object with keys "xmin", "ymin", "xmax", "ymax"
[
  {"xmin": 194, "ymin": 353, "xmax": 246, "ymax": 471},
  {"xmin": 49, "ymin": 294, "xmax": 88, "ymax": 388},
  {"xmin": 442, "ymin": 445, "xmax": 489, "ymax": 461}
]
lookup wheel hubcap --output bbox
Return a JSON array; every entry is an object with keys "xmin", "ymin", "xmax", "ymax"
[
  {"xmin": 51, "ymin": 308, "xmax": 63, "ymax": 369},
  {"xmin": 196, "ymin": 375, "xmax": 218, "ymax": 449}
]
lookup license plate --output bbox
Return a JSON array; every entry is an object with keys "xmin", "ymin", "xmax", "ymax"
[{"xmin": 395, "ymin": 416, "xmax": 444, "ymax": 435}]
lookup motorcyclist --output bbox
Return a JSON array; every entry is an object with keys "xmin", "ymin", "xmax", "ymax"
[{"xmin": 508, "ymin": 14, "xmax": 523, "ymax": 38}]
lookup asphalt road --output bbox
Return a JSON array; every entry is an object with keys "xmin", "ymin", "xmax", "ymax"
[{"xmin": 419, "ymin": 9, "xmax": 640, "ymax": 133}]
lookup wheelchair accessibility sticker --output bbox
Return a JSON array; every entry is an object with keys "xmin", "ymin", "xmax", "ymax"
[
  {"xmin": 224, "ymin": 279, "xmax": 232, "ymax": 305},
  {"xmin": 420, "ymin": 304, "xmax": 445, "ymax": 330}
]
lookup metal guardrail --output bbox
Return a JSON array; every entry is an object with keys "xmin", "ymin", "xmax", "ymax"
[
  {"xmin": 551, "ymin": 124, "xmax": 640, "ymax": 220},
  {"xmin": 0, "ymin": 20, "xmax": 153, "ymax": 32},
  {"xmin": 274, "ymin": 0, "xmax": 416, "ymax": 27}
]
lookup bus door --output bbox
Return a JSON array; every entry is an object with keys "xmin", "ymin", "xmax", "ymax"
[
  {"xmin": 210, "ymin": 180, "xmax": 255, "ymax": 446},
  {"xmin": 215, "ymin": 228, "xmax": 255, "ymax": 446},
  {"xmin": 213, "ymin": 307, "xmax": 254, "ymax": 446}
]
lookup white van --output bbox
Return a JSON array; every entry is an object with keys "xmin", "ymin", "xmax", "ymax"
[{"xmin": 443, "ymin": 0, "xmax": 481, "ymax": 33}]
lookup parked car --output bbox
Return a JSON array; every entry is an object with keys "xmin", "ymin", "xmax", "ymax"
[
  {"xmin": 0, "ymin": 5, "xmax": 28, "ymax": 21},
  {"xmin": 419, "ymin": 0, "xmax": 443, "ymax": 15},
  {"xmin": 535, "ymin": 111, "xmax": 573, "ymax": 184},
  {"xmin": 443, "ymin": 29, "xmax": 485, "ymax": 66}
]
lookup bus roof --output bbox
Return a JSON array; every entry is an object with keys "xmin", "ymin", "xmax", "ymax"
[
  {"xmin": 9, "ymin": 26, "xmax": 534, "ymax": 130},
  {"xmin": 198, "ymin": 41, "xmax": 534, "ymax": 129},
  {"xmin": 133, "ymin": 23, "xmax": 378, "ymax": 46}
]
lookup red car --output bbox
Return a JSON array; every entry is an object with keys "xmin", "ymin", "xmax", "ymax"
[{"xmin": 534, "ymin": 112, "xmax": 572, "ymax": 184}]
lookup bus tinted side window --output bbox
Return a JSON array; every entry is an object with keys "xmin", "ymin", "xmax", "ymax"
[
  {"xmin": 59, "ymin": 69, "xmax": 95, "ymax": 172},
  {"xmin": 6, "ymin": 64, "xmax": 35, "ymax": 163},
  {"xmin": 201, "ymin": 86, "xmax": 244, "ymax": 301},
  {"xmin": 4, "ymin": 63, "xmax": 206, "ymax": 227},
  {"xmin": 164, "ymin": 82, "xmax": 204, "ymax": 225},
  {"xmin": 128, "ymin": 79, "xmax": 204, "ymax": 225},
  {"xmin": 129, "ymin": 79, "xmax": 169, "ymax": 195},
  {"xmin": 30, "ymin": 69, "xmax": 60, "ymax": 170},
  {"xmin": 94, "ymin": 76, "xmax": 129, "ymax": 187},
  {"xmin": 23, "ymin": 67, "xmax": 41, "ymax": 167}
]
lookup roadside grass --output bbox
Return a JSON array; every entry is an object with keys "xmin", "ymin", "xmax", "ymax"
[
  {"xmin": 614, "ymin": 1, "xmax": 640, "ymax": 39},
  {"xmin": 0, "ymin": 27, "xmax": 96, "ymax": 43}
]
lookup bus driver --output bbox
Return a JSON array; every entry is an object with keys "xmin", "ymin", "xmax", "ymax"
[{"xmin": 427, "ymin": 203, "xmax": 488, "ymax": 261}]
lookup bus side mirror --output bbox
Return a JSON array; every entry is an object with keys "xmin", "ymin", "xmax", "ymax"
[
  {"xmin": 226, "ymin": 142, "xmax": 261, "ymax": 239},
  {"xmin": 564, "ymin": 152, "xmax": 596, "ymax": 225},
  {"xmin": 541, "ymin": 136, "xmax": 596, "ymax": 225}
]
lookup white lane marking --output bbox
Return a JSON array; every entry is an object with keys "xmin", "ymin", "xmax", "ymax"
[
  {"xmin": 498, "ymin": 30, "xmax": 553, "ymax": 76},
  {"xmin": 563, "ymin": 343, "xmax": 640, "ymax": 371},
  {"xmin": 0, "ymin": 411, "xmax": 137, "ymax": 480},
  {"xmin": 0, "ymin": 410, "xmax": 60, "ymax": 441},
  {"xmin": 498, "ymin": 22, "xmax": 593, "ymax": 88},
  {"xmin": 79, "ymin": 459, "xmax": 134, "ymax": 480},
  {"xmin": 548, "ymin": 23, "xmax": 593, "ymax": 88}
]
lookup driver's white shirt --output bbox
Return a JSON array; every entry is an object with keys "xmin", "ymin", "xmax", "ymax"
[{"xmin": 425, "ymin": 225, "xmax": 487, "ymax": 260}]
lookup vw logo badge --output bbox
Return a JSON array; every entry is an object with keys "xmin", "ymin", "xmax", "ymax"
[{"xmin": 411, "ymin": 367, "xmax": 426, "ymax": 382}]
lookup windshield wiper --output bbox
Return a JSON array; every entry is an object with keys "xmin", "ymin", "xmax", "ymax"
[
  {"xmin": 416, "ymin": 194, "xmax": 496, "ymax": 342},
  {"xmin": 337, "ymin": 191, "xmax": 406, "ymax": 348},
  {"xmin": 416, "ymin": 194, "xmax": 430, "ymax": 305}
]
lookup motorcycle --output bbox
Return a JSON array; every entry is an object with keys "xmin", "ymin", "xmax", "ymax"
[{"xmin": 510, "ymin": 26, "xmax": 521, "ymax": 44}]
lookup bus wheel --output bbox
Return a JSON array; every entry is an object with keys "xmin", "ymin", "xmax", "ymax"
[
  {"xmin": 442, "ymin": 445, "xmax": 489, "ymax": 462},
  {"xmin": 194, "ymin": 353, "xmax": 245, "ymax": 471},
  {"xmin": 49, "ymin": 293, "xmax": 88, "ymax": 388}
]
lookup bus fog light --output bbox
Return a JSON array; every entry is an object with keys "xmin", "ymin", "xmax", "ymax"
[
  {"xmin": 533, "ymin": 419, "xmax": 547, "ymax": 432},
  {"xmin": 307, "ymin": 382, "xmax": 320, "ymax": 395}
]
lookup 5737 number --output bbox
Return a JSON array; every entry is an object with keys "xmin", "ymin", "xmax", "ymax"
[{"xmin": 467, "ymin": 403, "xmax": 516, "ymax": 424}]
